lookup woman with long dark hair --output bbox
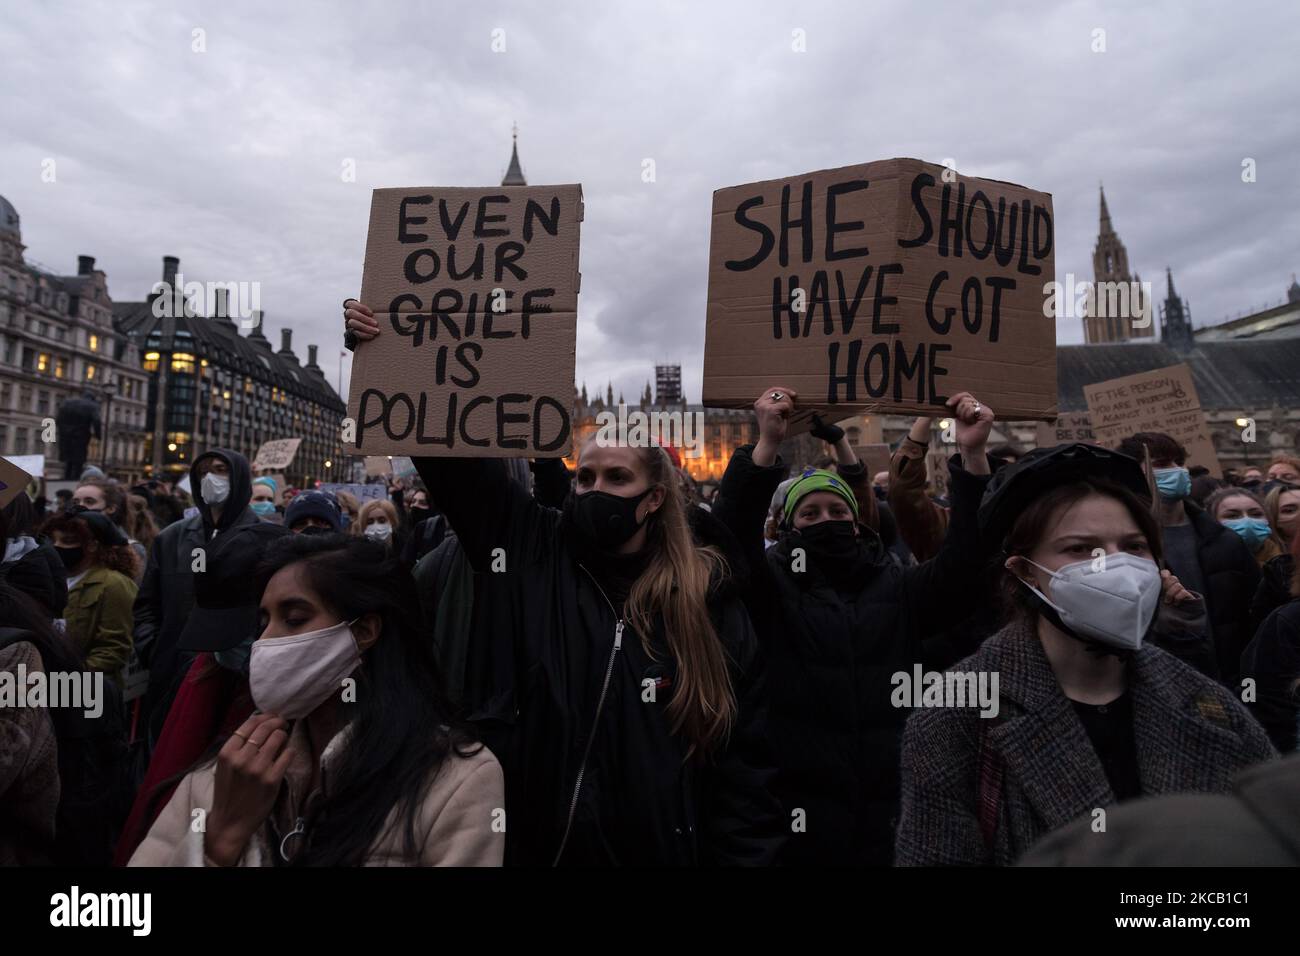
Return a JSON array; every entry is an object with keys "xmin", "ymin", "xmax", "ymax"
[
  {"xmin": 895, "ymin": 444, "xmax": 1276, "ymax": 865},
  {"xmin": 129, "ymin": 534, "xmax": 503, "ymax": 866},
  {"xmin": 344, "ymin": 299, "xmax": 782, "ymax": 866}
]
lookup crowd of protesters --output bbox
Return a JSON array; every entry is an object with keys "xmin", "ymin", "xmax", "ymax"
[{"xmin": 0, "ymin": 297, "xmax": 1296, "ymax": 867}]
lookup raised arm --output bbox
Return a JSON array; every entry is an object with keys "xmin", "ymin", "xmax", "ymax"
[
  {"xmin": 345, "ymin": 298, "xmax": 555, "ymax": 571},
  {"xmin": 897, "ymin": 393, "xmax": 997, "ymax": 636},
  {"xmin": 888, "ymin": 417, "xmax": 949, "ymax": 562},
  {"xmin": 810, "ymin": 413, "xmax": 880, "ymax": 534},
  {"xmin": 711, "ymin": 387, "xmax": 793, "ymax": 586}
]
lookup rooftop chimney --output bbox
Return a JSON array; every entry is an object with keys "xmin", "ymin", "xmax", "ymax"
[
  {"xmin": 307, "ymin": 344, "xmax": 319, "ymax": 367},
  {"xmin": 77, "ymin": 255, "xmax": 95, "ymax": 276},
  {"xmin": 162, "ymin": 256, "xmax": 179, "ymax": 286},
  {"xmin": 279, "ymin": 328, "xmax": 300, "ymax": 363},
  {"xmin": 246, "ymin": 310, "xmax": 269, "ymax": 342},
  {"xmin": 213, "ymin": 287, "xmax": 229, "ymax": 320}
]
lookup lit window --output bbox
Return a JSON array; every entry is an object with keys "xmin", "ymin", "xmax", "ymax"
[
  {"xmin": 37, "ymin": 353, "xmax": 48, "ymax": 372},
  {"xmin": 89, "ymin": 334, "xmax": 99, "ymax": 351},
  {"xmin": 86, "ymin": 364, "xmax": 96, "ymax": 381},
  {"xmin": 55, "ymin": 358, "xmax": 66, "ymax": 379},
  {"xmin": 143, "ymin": 351, "xmax": 160, "ymax": 372},
  {"xmin": 171, "ymin": 352, "xmax": 196, "ymax": 373}
]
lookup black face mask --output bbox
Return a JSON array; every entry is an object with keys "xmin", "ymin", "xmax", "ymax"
[
  {"xmin": 56, "ymin": 545, "xmax": 85, "ymax": 571},
  {"xmin": 408, "ymin": 506, "xmax": 431, "ymax": 525},
  {"xmin": 795, "ymin": 520, "xmax": 861, "ymax": 563},
  {"xmin": 571, "ymin": 488, "xmax": 654, "ymax": 551}
]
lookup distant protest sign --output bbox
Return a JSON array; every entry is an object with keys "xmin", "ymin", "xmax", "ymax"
[
  {"xmin": 927, "ymin": 449, "xmax": 951, "ymax": 498},
  {"xmin": 1036, "ymin": 411, "xmax": 1097, "ymax": 448},
  {"xmin": 1083, "ymin": 363, "xmax": 1222, "ymax": 475},
  {"xmin": 253, "ymin": 438, "xmax": 301, "ymax": 471},
  {"xmin": 0, "ymin": 457, "xmax": 34, "ymax": 509},
  {"xmin": 703, "ymin": 158, "xmax": 1057, "ymax": 429},
  {"xmin": 320, "ymin": 482, "xmax": 385, "ymax": 503},
  {"xmin": 348, "ymin": 184, "xmax": 583, "ymax": 458},
  {"xmin": 364, "ymin": 456, "xmax": 391, "ymax": 477}
]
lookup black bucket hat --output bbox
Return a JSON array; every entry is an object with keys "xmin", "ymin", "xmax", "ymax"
[{"xmin": 978, "ymin": 442, "xmax": 1150, "ymax": 551}]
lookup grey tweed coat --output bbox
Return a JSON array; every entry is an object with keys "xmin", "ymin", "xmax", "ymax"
[{"xmin": 894, "ymin": 618, "xmax": 1276, "ymax": 866}]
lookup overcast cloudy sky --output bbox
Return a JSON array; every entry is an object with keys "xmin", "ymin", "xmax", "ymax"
[{"xmin": 3, "ymin": 0, "xmax": 1297, "ymax": 404}]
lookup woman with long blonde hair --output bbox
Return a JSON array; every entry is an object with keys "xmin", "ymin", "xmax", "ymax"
[{"xmin": 344, "ymin": 299, "xmax": 780, "ymax": 866}]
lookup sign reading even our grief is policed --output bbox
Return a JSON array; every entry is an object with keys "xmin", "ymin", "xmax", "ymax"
[
  {"xmin": 348, "ymin": 185, "xmax": 583, "ymax": 458},
  {"xmin": 1083, "ymin": 363, "xmax": 1223, "ymax": 475},
  {"xmin": 703, "ymin": 158, "xmax": 1058, "ymax": 428}
]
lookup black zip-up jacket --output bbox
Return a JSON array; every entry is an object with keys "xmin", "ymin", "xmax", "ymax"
[
  {"xmin": 414, "ymin": 456, "xmax": 783, "ymax": 866},
  {"xmin": 132, "ymin": 450, "xmax": 258, "ymax": 743},
  {"xmin": 711, "ymin": 444, "xmax": 995, "ymax": 866}
]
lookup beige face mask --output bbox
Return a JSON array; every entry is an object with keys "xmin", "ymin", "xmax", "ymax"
[{"xmin": 249, "ymin": 618, "xmax": 361, "ymax": 720}]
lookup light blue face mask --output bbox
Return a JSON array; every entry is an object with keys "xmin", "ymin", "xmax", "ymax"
[
  {"xmin": 1154, "ymin": 466, "xmax": 1191, "ymax": 501},
  {"xmin": 1224, "ymin": 517, "xmax": 1272, "ymax": 552},
  {"xmin": 251, "ymin": 500, "xmax": 276, "ymax": 516}
]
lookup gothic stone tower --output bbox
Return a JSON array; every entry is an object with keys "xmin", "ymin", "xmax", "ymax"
[{"xmin": 1087, "ymin": 185, "xmax": 1153, "ymax": 343}]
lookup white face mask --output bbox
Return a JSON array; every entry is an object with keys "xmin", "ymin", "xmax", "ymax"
[
  {"xmin": 364, "ymin": 522, "xmax": 392, "ymax": 541},
  {"xmin": 249, "ymin": 618, "xmax": 362, "ymax": 720},
  {"xmin": 1019, "ymin": 553, "xmax": 1162, "ymax": 652},
  {"xmin": 201, "ymin": 472, "xmax": 231, "ymax": 506}
]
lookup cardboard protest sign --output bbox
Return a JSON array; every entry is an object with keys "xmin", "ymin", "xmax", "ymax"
[
  {"xmin": 348, "ymin": 184, "xmax": 583, "ymax": 458},
  {"xmin": 252, "ymin": 437, "xmax": 302, "ymax": 471},
  {"xmin": 364, "ymin": 456, "xmax": 392, "ymax": 477},
  {"xmin": 853, "ymin": 443, "xmax": 894, "ymax": 479},
  {"xmin": 390, "ymin": 457, "xmax": 417, "ymax": 478},
  {"xmin": 0, "ymin": 457, "xmax": 35, "ymax": 509},
  {"xmin": 1083, "ymin": 363, "xmax": 1222, "ymax": 475},
  {"xmin": 927, "ymin": 449, "xmax": 951, "ymax": 498},
  {"xmin": 320, "ymin": 482, "xmax": 385, "ymax": 503},
  {"xmin": 703, "ymin": 158, "xmax": 1057, "ymax": 430},
  {"xmin": 1036, "ymin": 411, "xmax": 1097, "ymax": 448}
]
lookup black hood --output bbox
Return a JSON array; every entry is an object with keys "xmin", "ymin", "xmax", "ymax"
[{"xmin": 190, "ymin": 448, "xmax": 252, "ymax": 533}]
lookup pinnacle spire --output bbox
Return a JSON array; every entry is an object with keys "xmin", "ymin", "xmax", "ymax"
[
  {"xmin": 502, "ymin": 123, "xmax": 526, "ymax": 186},
  {"xmin": 1099, "ymin": 183, "xmax": 1113, "ymax": 234}
]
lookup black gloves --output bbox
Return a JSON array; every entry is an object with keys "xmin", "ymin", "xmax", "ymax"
[{"xmin": 810, "ymin": 413, "xmax": 844, "ymax": 444}]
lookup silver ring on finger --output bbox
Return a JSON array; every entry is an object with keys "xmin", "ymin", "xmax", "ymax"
[
  {"xmin": 771, "ymin": 391, "xmax": 783, "ymax": 401},
  {"xmin": 973, "ymin": 402, "xmax": 981, "ymax": 414}
]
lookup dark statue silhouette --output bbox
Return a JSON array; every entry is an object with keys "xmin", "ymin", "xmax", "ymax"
[{"xmin": 55, "ymin": 390, "xmax": 102, "ymax": 479}]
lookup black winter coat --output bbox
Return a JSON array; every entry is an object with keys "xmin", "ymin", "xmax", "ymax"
[
  {"xmin": 1181, "ymin": 503, "xmax": 1261, "ymax": 686},
  {"xmin": 414, "ymin": 456, "xmax": 784, "ymax": 867},
  {"xmin": 132, "ymin": 450, "xmax": 258, "ymax": 743},
  {"xmin": 1250, "ymin": 553, "xmax": 1294, "ymax": 635},
  {"xmin": 711, "ymin": 444, "xmax": 995, "ymax": 866},
  {"xmin": 1241, "ymin": 599, "xmax": 1300, "ymax": 752}
]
